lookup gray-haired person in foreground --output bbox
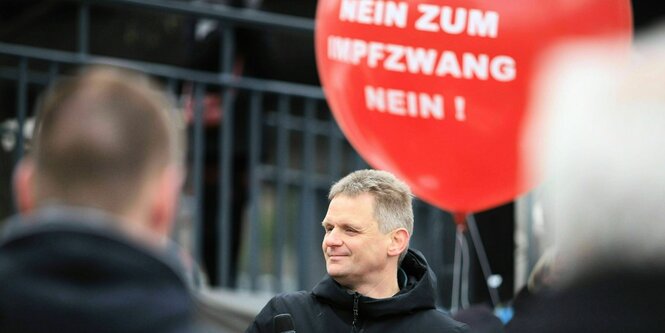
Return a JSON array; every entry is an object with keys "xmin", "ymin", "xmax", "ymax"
[
  {"xmin": 507, "ymin": 26, "xmax": 665, "ymax": 333},
  {"xmin": 246, "ymin": 169, "xmax": 468, "ymax": 333}
]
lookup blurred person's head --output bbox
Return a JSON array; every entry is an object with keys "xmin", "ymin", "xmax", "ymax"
[
  {"xmin": 13, "ymin": 65, "xmax": 184, "ymax": 247},
  {"xmin": 322, "ymin": 169, "xmax": 413, "ymax": 297},
  {"xmin": 526, "ymin": 26, "xmax": 665, "ymax": 283}
]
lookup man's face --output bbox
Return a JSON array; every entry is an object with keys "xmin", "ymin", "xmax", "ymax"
[{"xmin": 321, "ymin": 193, "xmax": 392, "ymax": 289}]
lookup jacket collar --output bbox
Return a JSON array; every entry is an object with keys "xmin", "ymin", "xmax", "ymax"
[{"xmin": 312, "ymin": 249, "xmax": 438, "ymax": 318}]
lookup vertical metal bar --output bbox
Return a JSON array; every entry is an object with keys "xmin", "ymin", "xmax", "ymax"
[
  {"xmin": 219, "ymin": 23, "xmax": 236, "ymax": 74},
  {"xmin": 218, "ymin": 87, "xmax": 237, "ymax": 287},
  {"xmin": 191, "ymin": 83, "xmax": 206, "ymax": 263},
  {"xmin": 217, "ymin": 23, "xmax": 237, "ymax": 287},
  {"xmin": 15, "ymin": 57, "xmax": 28, "ymax": 163},
  {"xmin": 273, "ymin": 94, "xmax": 290, "ymax": 292},
  {"xmin": 425, "ymin": 204, "xmax": 449, "ymax": 307},
  {"xmin": 428, "ymin": 207, "xmax": 444, "ymax": 269},
  {"xmin": 328, "ymin": 124, "xmax": 342, "ymax": 180},
  {"xmin": 166, "ymin": 78, "xmax": 178, "ymax": 98},
  {"xmin": 297, "ymin": 98, "xmax": 316, "ymax": 290},
  {"xmin": 47, "ymin": 62, "xmax": 59, "ymax": 85},
  {"xmin": 78, "ymin": 1, "xmax": 90, "ymax": 59},
  {"xmin": 247, "ymin": 91, "xmax": 264, "ymax": 291}
]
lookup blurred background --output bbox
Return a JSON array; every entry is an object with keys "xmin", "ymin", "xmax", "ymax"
[{"xmin": 0, "ymin": 0, "xmax": 662, "ymax": 331}]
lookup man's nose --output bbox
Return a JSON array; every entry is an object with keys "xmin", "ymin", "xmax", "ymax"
[{"xmin": 324, "ymin": 229, "xmax": 343, "ymax": 247}]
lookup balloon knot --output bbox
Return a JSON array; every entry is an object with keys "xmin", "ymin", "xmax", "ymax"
[{"xmin": 453, "ymin": 212, "xmax": 468, "ymax": 226}]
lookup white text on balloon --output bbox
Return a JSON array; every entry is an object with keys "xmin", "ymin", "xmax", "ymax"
[
  {"xmin": 327, "ymin": 36, "xmax": 516, "ymax": 82},
  {"xmin": 364, "ymin": 85, "xmax": 466, "ymax": 122},
  {"xmin": 415, "ymin": 4, "xmax": 499, "ymax": 37},
  {"xmin": 338, "ymin": 0, "xmax": 500, "ymax": 38},
  {"xmin": 339, "ymin": 0, "xmax": 408, "ymax": 28}
]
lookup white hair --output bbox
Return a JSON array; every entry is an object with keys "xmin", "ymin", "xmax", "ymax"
[{"xmin": 526, "ymin": 26, "xmax": 665, "ymax": 283}]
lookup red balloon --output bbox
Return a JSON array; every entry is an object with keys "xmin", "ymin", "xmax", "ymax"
[{"xmin": 315, "ymin": 0, "xmax": 632, "ymax": 213}]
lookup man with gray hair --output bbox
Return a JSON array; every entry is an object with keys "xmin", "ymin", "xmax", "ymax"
[
  {"xmin": 0, "ymin": 66, "xmax": 203, "ymax": 332},
  {"xmin": 247, "ymin": 169, "xmax": 467, "ymax": 332}
]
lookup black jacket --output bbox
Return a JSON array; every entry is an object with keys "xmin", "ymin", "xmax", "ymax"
[
  {"xmin": 0, "ymin": 207, "xmax": 200, "ymax": 333},
  {"xmin": 246, "ymin": 249, "xmax": 468, "ymax": 333},
  {"xmin": 506, "ymin": 268, "xmax": 665, "ymax": 333}
]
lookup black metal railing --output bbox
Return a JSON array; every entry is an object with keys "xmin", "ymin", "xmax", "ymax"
[{"xmin": 0, "ymin": 0, "xmax": 458, "ymax": 307}]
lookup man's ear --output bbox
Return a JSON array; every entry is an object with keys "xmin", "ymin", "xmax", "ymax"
[
  {"xmin": 149, "ymin": 166, "xmax": 184, "ymax": 240},
  {"xmin": 13, "ymin": 158, "xmax": 36, "ymax": 214},
  {"xmin": 388, "ymin": 228, "xmax": 410, "ymax": 258}
]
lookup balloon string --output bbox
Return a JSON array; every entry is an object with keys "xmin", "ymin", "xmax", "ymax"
[
  {"xmin": 467, "ymin": 214, "xmax": 501, "ymax": 307},
  {"xmin": 450, "ymin": 225, "xmax": 464, "ymax": 312},
  {"xmin": 460, "ymin": 228, "xmax": 471, "ymax": 309}
]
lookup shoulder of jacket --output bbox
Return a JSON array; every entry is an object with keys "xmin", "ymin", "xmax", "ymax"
[
  {"xmin": 272, "ymin": 290, "xmax": 315, "ymax": 307},
  {"xmin": 250, "ymin": 292, "xmax": 314, "ymax": 330},
  {"xmin": 273, "ymin": 290, "xmax": 311, "ymax": 299}
]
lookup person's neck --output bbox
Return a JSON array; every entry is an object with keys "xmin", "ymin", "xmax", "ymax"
[
  {"xmin": 34, "ymin": 203, "xmax": 166, "ymax": 249},
  {"xmin": 118, "ymin": 209, "xmax": 167, "ymax": 249},
  {"xmin": 352, "ymin": 269, "xmax": 400, "ymax": 299}
]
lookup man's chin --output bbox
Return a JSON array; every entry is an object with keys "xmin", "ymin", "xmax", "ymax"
[{"xmin": 326, "ymin": 264, "xmax": 346, "ymax": 278}]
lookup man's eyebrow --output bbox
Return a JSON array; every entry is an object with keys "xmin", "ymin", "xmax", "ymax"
[{"xmin": 321, "ymin": 221, "xmax": 363, "ymax": 231}]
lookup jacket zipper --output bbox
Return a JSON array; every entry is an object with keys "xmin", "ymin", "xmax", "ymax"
[{"xmin": 351, "ymin": 292, "xmax": 360, "ymax": 332}]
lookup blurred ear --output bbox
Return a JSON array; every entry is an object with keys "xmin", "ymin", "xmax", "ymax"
[
  {"xmin": 13, "ymin": 158, "xmax": 36, "ymax": 214},
  {"xmin": 148, "ymin": 166, "xmax": 184, "ymax": 240},
  {"xmin": 387, "ymin": 228, "xmax": 409, "ymax": 258}
]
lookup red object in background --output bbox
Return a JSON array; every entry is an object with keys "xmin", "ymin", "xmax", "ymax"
[
  {"xmin": 184, "ymin": 90, "xmax": 223, "ymax": 126},
  {"xmin": 315, "ymin": 0, "xmax": 632, "ymax": 214}
]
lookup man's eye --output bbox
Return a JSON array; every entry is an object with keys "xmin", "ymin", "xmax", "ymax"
[{"xmin": 345, "ymin": 228, "xmax": 358, "ymax": 234}]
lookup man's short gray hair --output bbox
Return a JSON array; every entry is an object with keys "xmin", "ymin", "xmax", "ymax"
[{"xmin": 328, "ymin": 169, "xmax": 413, "ymax": 261}]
